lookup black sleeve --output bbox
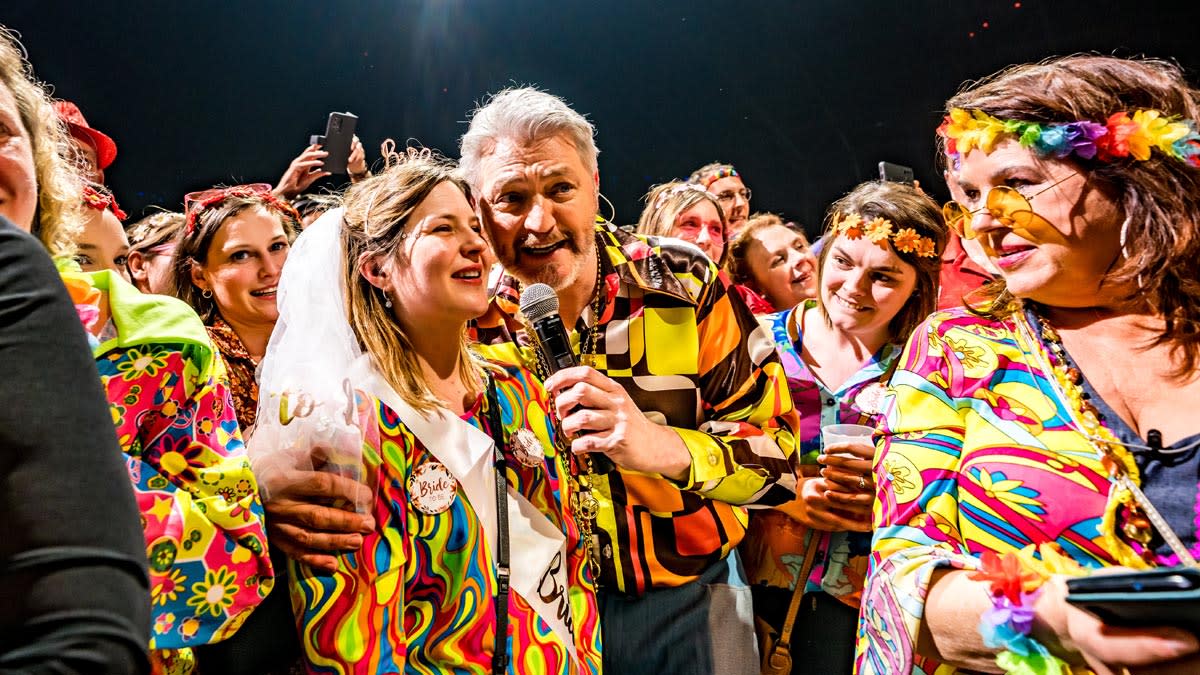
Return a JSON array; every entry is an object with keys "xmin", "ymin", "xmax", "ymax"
[{"xmin": 0, "ymin": 217, "xmax": 150, "ymax": 674}]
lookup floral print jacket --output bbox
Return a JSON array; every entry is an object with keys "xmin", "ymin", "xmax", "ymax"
[{"xmin": 63, "ymin": 270, "xmax": 273, "ymax": 674}]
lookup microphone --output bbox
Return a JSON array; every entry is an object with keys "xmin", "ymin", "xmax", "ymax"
[
  {"xmin": 519, "ymin": 283, "xmax": 613, "ymax": 474},
  {"xmin": 519, "ymin": 283, "xmax": 578, "ymax": 374}
]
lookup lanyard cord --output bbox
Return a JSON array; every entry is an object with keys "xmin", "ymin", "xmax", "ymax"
[{"xmin": 482, "ymin": 375, "xmax": 511, "ymax": 675}]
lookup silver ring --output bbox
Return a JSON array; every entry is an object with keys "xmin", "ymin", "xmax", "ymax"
[{"xmin": 858, "ymin": 475, "xmax": 867, "ymax": 490}]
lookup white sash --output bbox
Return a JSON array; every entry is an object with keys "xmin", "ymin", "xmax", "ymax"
[{"xmin": 365, "ymin": 373, "xmax": 578, "ymax": 660}]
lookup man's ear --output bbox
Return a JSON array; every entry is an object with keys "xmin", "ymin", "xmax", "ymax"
[{"xmin": 358, "ymin": 253, "xmax": 390, "ymax": 291}]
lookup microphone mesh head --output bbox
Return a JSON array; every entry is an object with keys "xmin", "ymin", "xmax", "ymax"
[{"xmin": 519, "ymin": 283, "xmax": 560, "ymax": 322}]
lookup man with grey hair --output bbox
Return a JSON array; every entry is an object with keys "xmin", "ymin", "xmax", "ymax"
[{"xmin": 468, "ymin": 87, "xmax": 800, "ymax": 674}]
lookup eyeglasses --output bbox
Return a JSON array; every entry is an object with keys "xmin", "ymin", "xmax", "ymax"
[
  {"xmin": 714, "ymin": 187, "xmax": 752, "ymax": 205},
  {"xmin": 942, "ymin": 172, "xmax": 1078, "ymax": 239}
]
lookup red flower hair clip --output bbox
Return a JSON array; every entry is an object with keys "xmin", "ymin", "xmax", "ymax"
[
  {"xmin": 182, "ymin": 183, "xmax": 300, "ymax": 235},
  {"xmin": 81, "ymin": 184, "xmax": 128, "ymax": 221}
]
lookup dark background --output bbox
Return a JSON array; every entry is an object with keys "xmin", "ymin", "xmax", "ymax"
[{"xmin": 5, "ymin": 1, "xmax": 1199, "ymax": 236}]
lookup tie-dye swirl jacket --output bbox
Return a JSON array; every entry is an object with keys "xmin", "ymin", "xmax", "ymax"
[
  {"xmin": 62, "ymin": 270, "xmax": 273, "ymax": 675},
  {"xmin": 290, "ymin": 357, "xmax": 603, "ymax": 675},
  {"xmin": 855, "ymin": 307, "xmax": 1166, "ymax": 675}
]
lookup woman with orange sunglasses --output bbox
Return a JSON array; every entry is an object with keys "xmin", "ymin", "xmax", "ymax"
[{"xmin": 858, "ymin": 55, "xmax": 1200, "ymax": 675}]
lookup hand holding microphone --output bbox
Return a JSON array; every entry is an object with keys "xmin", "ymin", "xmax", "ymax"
[{"xmin": 520, "ymin": 284, "xmax": 691, "ymax": 481}]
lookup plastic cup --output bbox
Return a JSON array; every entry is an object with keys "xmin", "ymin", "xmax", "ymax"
[{"xmin": 821, "ymin": 423, "xmax": 875, "ymax": 450}]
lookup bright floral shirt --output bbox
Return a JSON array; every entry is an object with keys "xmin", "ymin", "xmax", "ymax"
[
  {"xmin": 741, "ymin": 302, "xmax": 899, "ymax": 606},
  {"xmin": 63, "ymin": 270, "xmax": 273, "ymax": 675},
  {"xmin": 855, "ymin": 307, "xmax": 1173, "ymax": 675},
  {"xmin": 291, "ymin": 357, "xmax": 603, "ymax": 675},
  {"xmin": 475, "ymin": 222, "xmax": 800, "ymax": 595}
]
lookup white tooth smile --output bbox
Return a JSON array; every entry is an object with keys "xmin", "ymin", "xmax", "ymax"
[{"xmin": 833, "ymin": 294, "xmax": 868, "ymax": 311}]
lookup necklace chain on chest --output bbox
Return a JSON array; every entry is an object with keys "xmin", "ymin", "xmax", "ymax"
[{"xmin": 1023, "ymin": 310, "xmax": 1197, "ymax": 567}]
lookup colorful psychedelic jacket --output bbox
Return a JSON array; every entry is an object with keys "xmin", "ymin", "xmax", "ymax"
[
  {"xmin": 62, "ymin": 270, "xmax": 273, "ymax": 675},
  {"xmin": 290, "ymin": 357, "xmax": 603, "ymax": 675},
  {"xmin": 741, "ymin": 302, "xmax": 900, "ymax": 607},
  {"xmin": 474, "ymin": 222, "xmax": 800, "ymax": 595},
  {"xmin": 855, "ymin": 307, "xmax": 1168, "ymax": 675}
]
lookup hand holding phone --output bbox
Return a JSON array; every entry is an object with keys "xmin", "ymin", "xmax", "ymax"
[
  {"xmin": 310, "ymin": 112, "xmax": 358, "ymax": 175},
  {"xmin": 1065, "ymin": 567, "xmax": 1200, "ymax": 634}
]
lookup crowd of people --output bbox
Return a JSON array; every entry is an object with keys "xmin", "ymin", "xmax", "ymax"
[{"xmin": 3, "ymin": 21, "xmax": 1199, "ymax": 675}]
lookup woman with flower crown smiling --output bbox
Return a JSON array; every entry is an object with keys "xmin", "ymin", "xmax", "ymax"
[
  {"xmin": 738, "ymin": 180, "xmax": 946, "ymax": 674},
  {"xmin": 857, "ymin": 55, "xmax": 1200, "ymax": 675}
]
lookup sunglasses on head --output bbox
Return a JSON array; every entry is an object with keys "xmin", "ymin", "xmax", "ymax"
[{"xmin": 942, "ymin": 172, "xmax": 1078, "ymax": 239}]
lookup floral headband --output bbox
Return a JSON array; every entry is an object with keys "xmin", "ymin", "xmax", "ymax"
[
  {"xmin": 831, "ymin": 212, "xmax": 938, "ymax": 258},
  {"xmin": 694, "ymin": 165, "xmax": 739, "ymax": 189},
  {"xmin": 652, "ymin": 182, "xmax": 710, "ymax": 210},
  {"xmin": 938, "ymin": 107, "xmax": 1200, "ymax": 167},
  {"xmin": 183, "ymin": 183, "xmax": 300, "ymax": 235},
  {"xmin": 82, "ymin": 184, "xmax": 127, "ymax": 220}
]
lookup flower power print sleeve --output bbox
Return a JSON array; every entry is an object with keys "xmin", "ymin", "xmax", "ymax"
[
  {"xmin": 112, "ymin": 342, "xmax": 274, "ymax": 651},
  {"xmin": 671, "ymin": 262, "xmax": 800, "ymax": 507},
  {"xmin": 856, "ymin": 313, "xmax": 982, "ymax": 675}
]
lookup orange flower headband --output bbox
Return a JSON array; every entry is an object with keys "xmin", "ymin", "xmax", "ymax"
[{"xmin": 831, "ymin": 212, "xmax": 938, "ymax": 258}]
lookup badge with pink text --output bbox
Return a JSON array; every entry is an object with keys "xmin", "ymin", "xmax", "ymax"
[
  {"xmin": 408, "ymin": 461, "xmax": 458, "ymax": 515},
  {"xmin": 854, "ymin": 382, "xmax": 889, "ymax": 416},
  {"xmin": 510, "ymin": 427, "xmax": 545, "ymax": 468}
]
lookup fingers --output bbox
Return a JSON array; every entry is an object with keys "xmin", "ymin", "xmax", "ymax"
[
  {"xmin": 265, "ymin": 469, "xmax": 373, "ymax": 509},
  {"xmin": 551, "ymin": 382, "xmax": 618, "ymax": 421},
  {"xmin": 543, "ymin": 366, "xmax": 610, "ymax": 396},
  {"xmin": 821, "ymin": 441, "xmax": 876, "ymax": 460},
  {"xmin": 559, "ymin": 406, "xmax": 614, "ymax": 438},
  {"xmin": 824, "ymin": 487, "xmax": 874, "ymax": 508},
  {"xmin": 820, "ymin": 465, "xmax": 874, "ymax": 491},
  {"xmin": 818, "ymin": 455, "xmax": 874, "ymax": 477},
  {"xmin": 266, "ymin": 497, "xmax": 374, "ymax": 532}
]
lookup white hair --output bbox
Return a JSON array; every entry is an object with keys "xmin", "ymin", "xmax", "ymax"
[{"xmin": 459, "ymin": 87, "xmax": 599, "ymax": 190}]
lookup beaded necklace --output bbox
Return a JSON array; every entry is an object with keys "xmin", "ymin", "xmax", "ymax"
[
  {"xmin": 524, "ymin": 251, "xmax": 607, "ymax": 578},
  {"xmin": 1014, "ymin": 308, "xmax": 1198, "ymax": 568}
]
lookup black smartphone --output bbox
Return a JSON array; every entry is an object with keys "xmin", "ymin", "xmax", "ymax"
[
  {"xmin": 878, "ymin": 161, "xmax": 914, "ymax": 185},
  {"xmin": 1065, "ymin": 567, "xmax": 1200, "ymax": 634},
  {"xmin": 309, "ymin": 112, "xmax": 358, "ymax": 175}
]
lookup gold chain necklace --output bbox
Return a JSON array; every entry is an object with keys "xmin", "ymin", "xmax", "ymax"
[
  {"xmin": 524, "ymin": 252, "xmax": 606, "ymax": 578},
  {"xmin": 1016, "ymin": 308, "xmax": 1197, "ymax": 568}
]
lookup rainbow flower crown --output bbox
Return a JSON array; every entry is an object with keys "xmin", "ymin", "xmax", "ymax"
[
  {"xmin": 938, "ymin": 107, "xmax": 1200, "ymax": 167},
  {"xmin": 831, "ymin": 212, "xmax": 938, "ymax": 258}
]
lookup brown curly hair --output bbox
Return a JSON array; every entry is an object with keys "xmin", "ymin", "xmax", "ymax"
[{"xmin": 943, "ymin": 54, "xmax": 1200, "ymax": 373}]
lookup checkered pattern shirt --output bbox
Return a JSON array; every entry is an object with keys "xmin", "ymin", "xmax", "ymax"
[{"xmin": 475, "ymin": 223, "xmax": 800, "ymax": 595}]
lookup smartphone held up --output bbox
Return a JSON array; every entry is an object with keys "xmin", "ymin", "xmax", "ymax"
[{"xmin": 310, "ymin": 111, "xmax": 358, "ymax": 175}]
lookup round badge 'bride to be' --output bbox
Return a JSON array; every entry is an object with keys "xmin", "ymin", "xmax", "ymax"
[
  {"xmin": 854, "ymin": 382, "xmax": 889, "ymax": 416},
  {"xmin": 409, "ymin": 461, "xmax": 458, "ymax": 515}
]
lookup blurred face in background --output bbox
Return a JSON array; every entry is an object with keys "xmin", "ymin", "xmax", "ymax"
[
  {"xmin": 708, "ymin": 175, "xmax": 750, "ymax": 234},
  {"xmin": 672, "ymin": 200, "xmax": 725, "ymax": 262},
  {"xmin": 0, "ymin": 80, "xmax": 37, "ymax": 231},
  {"xmin": 76, "ymin": 207, "xmax": 130, "ymax": 281},
  {"xmin": 744, "ymin": 223, "xmax": 817, "ymax": 310}
]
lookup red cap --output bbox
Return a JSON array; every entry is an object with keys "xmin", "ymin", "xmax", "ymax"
[{"xmin": 54, "ymin": 100, "xmax": 117, "ymax": 170}]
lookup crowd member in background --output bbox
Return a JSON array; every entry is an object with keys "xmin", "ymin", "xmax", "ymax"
[
  {"xmin": 636, "ymin": 180, "xmax": 728, "ymax": 262},
  {"xmin": 173, "ymin": 184, "xmax": 299, "ymax": 428},
  {"xmin": 291, "ymin": 192, "xmax": 340, "ymax": 228},
  {"xmin": 74, "ymin": 182, "xmax": 130, "ymax": 279},
  {"xmin": 859, "ymin": 55, "xmax": 1200, "ymax": 675},
  {"xmin": 741, "ymin": 182, "xmax": 945, "ymax": 674},
  {"xmin": 272, "ymin": 135, "xmax": 370, "ymax": 201},
  {"xmin": 465, "ymin": 87, "xmax": 799, "ymax": 675},
  {"xmin": 174, "ymin": 185, "xmax": 308, "ymax": 674},
  {"xmin": 252, "ymin": 150, "xmax": 602, "ymax": 674},
  {"xmin": 689, "ymin": 161, "xmax": 752, "ymax": 234},
  {"xmin": 725, "ymin": 213, "xmax": 818, "ymax": 314},
  {"xmin": 54, "ymin": 99, "xmax": 116, "ymax": 184},
  {"xmin": 0, "ymin": 27, "xmax": 149, "ymax": 672},
  {"xmin": 126, "ymin": 211, "xmax": 184, "ymax": 294}
]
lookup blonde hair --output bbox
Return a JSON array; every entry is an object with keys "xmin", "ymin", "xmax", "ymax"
[
  {"xmin": 340, "ymin": 150, "xmax": 486, "ymax": 412},
  {"xmin": 636, "ymin": 181, "xmax": 728, "ymax": 262},
  {"xmin": 0, "ymin": 27, "xmax": 84, "ymax": 256}
]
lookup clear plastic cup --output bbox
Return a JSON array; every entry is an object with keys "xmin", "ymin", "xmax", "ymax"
[{"xmin": 820, "ymin": 423, "xmax": 875, "ymax": 450}]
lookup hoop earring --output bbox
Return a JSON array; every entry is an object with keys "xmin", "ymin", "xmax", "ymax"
[
  {"xmin": 201, "ymin": 289, "xmax": 212, "ymax": 299},
  {"xmin": 598, "ymin": 192, "xmax": 617, "ymax": 224},
  {"xmin": 1118, "ymin": 214, "xmax": 1145, "ymax": 291}
]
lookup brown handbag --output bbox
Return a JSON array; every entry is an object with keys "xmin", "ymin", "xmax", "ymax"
[{"xmin": 758, "ymin": 534, "xmax": 823, "ymax": 675}]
